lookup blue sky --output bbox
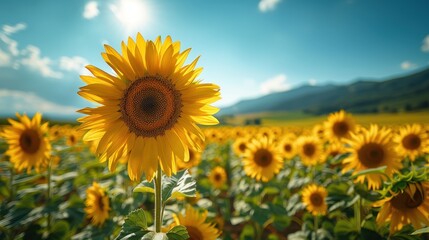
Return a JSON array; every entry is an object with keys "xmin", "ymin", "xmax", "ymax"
[{"xmin": 1, "ymin": 0, "xmax": 429, "ymax": 119}]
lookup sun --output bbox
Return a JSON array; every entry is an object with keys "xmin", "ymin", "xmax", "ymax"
[{"xmin": 110, "ymin": 0, "xmax": 151, "ymax": 33}]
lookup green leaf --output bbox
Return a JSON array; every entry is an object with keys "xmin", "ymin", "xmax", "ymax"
[
  {"xmin": 115, "ymin": 209, "xmax": 152, "ymax": 240},
  {"xmin": 141, "ymin": 232, "xmax": 168, "ymax": 240},
  {"xmin": 133, "ymin": 181, "xmax": 155, "ymax": 194},
  {"xmin": 351, "ymin": 166, "xmax": 387, "ymax": 179},
  {"xmin": 162, "ymin": 170, "xmax": 196, "ymax": 202},
  {"xmin": 411, "ymin": 226, "xmax": 429, "ymax": 235},
  {"xmin": 48, "ymin": 221, "xmax": 70, "ymax": 240},
  {"xmin": 166, "ymin": 225, "xmax": 190, "ymax": 240}
]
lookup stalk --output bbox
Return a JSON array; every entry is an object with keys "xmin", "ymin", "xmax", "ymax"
[
  {"xmin": 154, "ymin": 164, "xmax": 163, "ymax": 232},
  {"xmin": 47, "ymin": 156, "xmax": 52, "ymax": 233}
]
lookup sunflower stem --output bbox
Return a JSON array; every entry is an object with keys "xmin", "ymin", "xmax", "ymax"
[
  {"xmin": 47, "ymin": 156, "xmax": 52, "ymax": 233},
  {"xmin": 154, "ymin": 164, "xmax": 163, "ymax": 233},
  {"xmin": 313, "ymin": 215, "xmax": 319, "ymax": 240},
  {"xmin": 355, "ymin": 196, "xmax": 361, "ymax": 233},
  {"xmin": 9, "ymin": 166, "xmax": 14, "ymax": 201}
]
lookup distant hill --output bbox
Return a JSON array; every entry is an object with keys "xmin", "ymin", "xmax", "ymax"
[{"xmin": 219, "ymin": 67, "xmax": 429, "ymax": 116}]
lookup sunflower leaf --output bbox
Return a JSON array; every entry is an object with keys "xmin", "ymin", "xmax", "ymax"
[
  {"xmin": 166, "ymin": 225, "xmax": 189, "ymax": 240},
  {"xmin": 133, "ymin": 181, "xmax": 155, "ymax": 194},
  {"xmin": 115, "ymin": 209, "xmax": 152, "ymax": 240},
  {"xmin": 351, "ymin": 166, "xmax": 387, "ymax": 179},
  {"xmin": 141, "ymin": 232, "xmax": 168, "ymax": 240},
  {"xmin": 162, "ymin": 170, "xmax": 196, "ymax": 203},
  {"xmin": 411, "ymin": 226, "xmax": 429, "ymax": 235}
]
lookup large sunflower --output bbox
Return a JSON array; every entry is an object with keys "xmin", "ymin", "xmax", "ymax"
[
  {"xmin": 172, "ymin": 205, "xmax": 221, "ymax": 240},
  {"xmin": 242, "ymin": 137, "xmax": 283, "ymax": 182},
  {"xmin": 343, "ymin": 125, "xmax": 402, "ymax": 189},
  {"xmin": 1, "ymin": 113, "xmax": 51, "ymax": 173},
  {"xmin": 78, "ymin": 34, "xmax": 220, "ymax": 181},
  {"xmin": 85, "ymin": 182, "xmax": 110, "ymax": 226},
  {"xmin": 394, "ymin": 124, "xmax": 428, "ymax": 161},
  {"xmin": 296, "ymin": 135, "xmax": 324, "ymax": 166},
  {"xmin": 301, "ymin": 184, "xmax": 328, "ymax": 216},
  {"xmin": 374, "ymin": 181, "xmax": 429, "ymax": 233},
  {"xmin": 324, "ymin": 110, "xmax": 355, "ymax": 141}
]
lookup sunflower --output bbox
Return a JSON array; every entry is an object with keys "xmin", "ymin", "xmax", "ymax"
[
  {"xmin": 394, "ymin": 124, "xmax": 428, "ymax": 161},
  {"xmin": 208, "ymin": 166, "xmax": 227, "ymax": 189},
  {"xmin": 301, "ymin": 184, "xmax": 328, "ymax": 216},
  {"xmin": 296, "ymin": 135, "xmax": 324, "ymax": 166},
  {"xmin": 242, "ymin": 137, "xmax": 283, "ymax": 182},
  {"xmin": 324, "ymin": 110, "xmax": 355, "ymax": 141},
  {"xmin": 374, "ymin": 181, "xmax": 429, "ymax": 233},
  {"xmin": 343, "ymin": 125, "xmax": 402, "ymax": 189},
  {"xmin": 85, "ymin": 182, "xmax": 110, "ymax": 226},
  {"xmin": 66, "ymin": 127, "xmax": 81, "ymax": 146},
  {"xmin": 324, "ymin": 141, "xmax": 345, "ymax": 160},
  {"xmin": 78, "ymin": 34, "xmax": 220, "ymax": 181},
  {"xmin": 233, "ymin": 137, "xmax": 249, "ymax": 156},
  {"xmin": 172, "ymin": 205, "xmax": 221, "ymax": 240},
  {"xmin": 48, "ymin": 125, "xmax": 64, "ymax": 141},
  {"xmin": 277, "ymin": 133, "xmax": 297, "ymax": 160},
  {"xmin": 1, "ymin": 113, "xmax": 51, "ymax": 173}
]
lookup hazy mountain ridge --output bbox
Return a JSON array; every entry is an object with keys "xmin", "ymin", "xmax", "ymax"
[{"xmin": 219, "ymin": 67, "xmax": 429, "ymax": 116}]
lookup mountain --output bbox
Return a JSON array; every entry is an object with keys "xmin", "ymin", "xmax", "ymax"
[{"xmin": 219, "ymin": 67, "xmax": 429, "ymax": 116}]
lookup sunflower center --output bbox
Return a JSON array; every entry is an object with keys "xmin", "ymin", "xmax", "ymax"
[
  {"xmin": 333, "ymin": 121, "xmax": 349, "ymax": 137},
  {"xmin": 391, "ymin": 184, "xmax": 425, "ymax": 210},
  {"xmin": 402, "ymin": 134, "xmax": 421, "ymax": 150},
  {"xmin": 239, "ymin": 143, "xmax": 247, "ymax": 152},
  {"xmin": 214, "ymin": 173, "xmax": 222, "ymax": 181},
  {"xmin": 358, "ymin": 143, "xmax": 384, "ymax": 168},
  {"xmin": 186, "ymin": 226, "xmax": 204, "ymax": 240},
  {"xmin": 309, "ymin": 193, "xmax": 324, "ymax": 207},
  {"xmin": 97, "ymin": 195, "xmax": 105, "ymax": 212},
  {"xmin": 19, "ymin": 129, "xmax": 41, "ymax": 154},
  {"xmin": 330, "ymin": 151, "xmax": 340, "ymax": 157},
  {"xmin": 303, "ymin": 143, "xmax": 316, "ymax": 157},
  {"xmin": 120, "ymin": 76, "xmax": 182, "ymax": 137},
  {"xmin": 254, "ymin": 148, "xmax": 273, "ymax": 167},
  {"xmin": 70, "ymin": 135, "xmax": 76, "ymax": 144},
  {"xmin": 284, "ymin": 144, "xmax": 292, "ymax": 152}
]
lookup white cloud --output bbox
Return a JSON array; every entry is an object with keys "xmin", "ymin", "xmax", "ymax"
[
  {"xmin": 2, "ymin": 23, "xmax": 26, "ymax": 35},
  {"xmin": 0, "ymin": 48, "xmax": 10, "ymax": 66},
  {"xmin": 422, "ymin": 35, "xmax": 429, "ymax": 52},
  {"xmin": 260, "ymin": 74, "xmax": 291, "ymax": 95},
  {"xmin": 308, "ymin": 78, "xmax": 317, "ymax": 86},
  {"xmin": 0, "ymin": 89, "xmax": 78, "ymax": 116},
  {"xmin": 0, "ymin": 33, "xmax": 20, "ymax": 56},
  {"xmin": 83, "ymin": 1, "xmax": 99, "ymax": 19},
  {"xmin": 59, "ymin": 56, "xmax": 89, "ymax": 75},
  {"xmin": 400, "ymin": 60, "xmax": 417, "ymax": 70},
  {"xmin": 21, "ymin": 45, "xmax": 63, "ymax": 79},
  {"xmin": 259, "ymin": 0, "xmax": 281, "ymax": 12}
]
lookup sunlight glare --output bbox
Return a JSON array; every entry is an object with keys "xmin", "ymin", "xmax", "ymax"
[{"xmin": 110, "ymin": 0, "xmax": 151, "ymax": 33}]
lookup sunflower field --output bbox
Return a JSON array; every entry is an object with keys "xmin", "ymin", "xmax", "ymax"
[{"xmin": 1, "ymin": 35, "xmax": 429, "ymax": 240}]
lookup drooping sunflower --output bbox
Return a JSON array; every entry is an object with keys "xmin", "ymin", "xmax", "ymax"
[
  {"xmin": 242, "ymin": 137, "xmax": 283, "ymax": 182},
  {"xmin": 1, "ymin": 113, "xmax": 51, "ymax": 173},
  {"xmin": 394, "ymin": 124, "xmax": 428, "ymax": 161},
  {"xmin": 301, "ymin": 184, "xmax": 328, "ymax": 216},
  {"xmin": 208, "ymin": 166, "xmax": 227, "ymax": 189},
  {"xmin": 296, "ymin": 135, "xmax": 324, "ymax": 166},
  {"xmin": 78, "ymin": 34, "xmax": 220, "ymax": 181},
  {"xmin": 85, "ymin": 182, "xmax": 110, "ymax": 226},
  {"xmin": 374, "ymin": 181, "xmax": 429, "ymax": 233},
  {"xmin": 324, "ymin": 110, "xmax": 355, "ymax": 141},
  {"xmin": 343, "ymin": 125, "xmax": 402, "ymax": 189},
  {"xmin": 172, "ymin": 205, "xmax": 221, "ymax": 240},
  {"xmin": 176, "ymin": 148, "xmax": 201, "ymax": 170},
  {"xmin": 277, "ymin": 133, "xmax": 297, "ymax": 160}
]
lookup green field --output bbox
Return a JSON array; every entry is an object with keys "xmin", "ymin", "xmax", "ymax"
[{"xmin": 226, "ymin": 111, "xmax": 429, "ymax": 127}]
